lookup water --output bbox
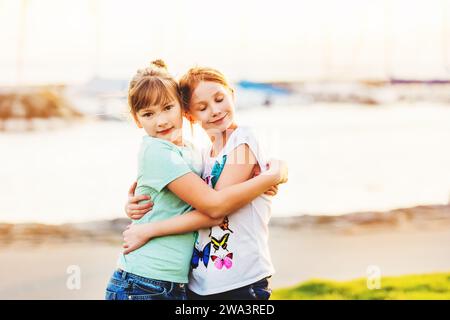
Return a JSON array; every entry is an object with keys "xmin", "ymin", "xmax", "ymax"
[{"xmin": 1, "ymin": 103, "xmax": 449, "ymax": 224}]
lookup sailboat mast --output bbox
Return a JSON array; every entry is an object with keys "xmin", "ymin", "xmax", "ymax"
[
  {"xmin": 17, "ymin": 0, "xmax": 28, "ymax": 85},
  {"xmin": 383, "ymin": 0, "xmax": 392, "ymax": 80},
  {"xmin": 90, "ymin": 0, "xmax": 101, "ymax": 78},
  {"xmin": 442, "ymin": 0, "xmax": 450, "ymax": 73}
]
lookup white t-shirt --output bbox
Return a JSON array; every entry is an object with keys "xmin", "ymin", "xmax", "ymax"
[{"xmin": 188, "ymin": 126, "xmax": 275, "ymax": 295}]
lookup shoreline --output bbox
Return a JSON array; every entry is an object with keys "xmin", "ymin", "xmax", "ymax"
[
  {"xmin": 1, "ymin": 203, "xmax": 449, "ymax": 299},
  {"xmin": 1, "ymin": 203, "xmax": 449, "ymax": 245}
]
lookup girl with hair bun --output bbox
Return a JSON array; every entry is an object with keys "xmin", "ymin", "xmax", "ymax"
[{"xmin": 105, "ymin": 60, "xmax": 287, "ymax": 300}]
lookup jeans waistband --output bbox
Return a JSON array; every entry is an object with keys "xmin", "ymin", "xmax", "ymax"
[{"xmin": 116, "ymin": 268, "xmax": 186, "ymax": 290}]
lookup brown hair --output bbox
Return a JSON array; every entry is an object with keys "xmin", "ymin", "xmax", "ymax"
[
  {"xmin": 179, "ymin": 66, "xmax": 234, "ymax": 116},
  {"xmin": 128, "ymin": 59, "xmax": 181, "ymax": 116}
]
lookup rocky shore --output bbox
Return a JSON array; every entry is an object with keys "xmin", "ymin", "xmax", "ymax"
[{"xmin": 1, "ymin": 204, "xmax": 449, "ymax": 245}]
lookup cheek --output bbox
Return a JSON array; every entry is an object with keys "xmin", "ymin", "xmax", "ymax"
[
  {"xmin": 220, "ymin": 98, "xmax": 233, "ymax": 113},
  {"xmin": 196, "ymin": 115, "xmax": 210, "ymax": 130},
  {"xmin": 170, "ymin": 108, "xmax": 183, "ymax": 124},
  {"xmin": 145, "ymin": 118, "xmax": 157, "ymax": 130},
  {"xmin": 221, "ymin": 100, "xmax": 234, "ymax": 118},
  {"xmin": 192, "ymin": 111, "xmax": 208, "ymax": 123},
  {"xmin": 141, "ymin": 119, "xmax": 156, "ymax": 135}
]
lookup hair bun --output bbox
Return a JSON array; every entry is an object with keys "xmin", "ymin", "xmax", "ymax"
[{"xmin": 150, "ymin": 59, "xmax": 167, "ymax": 70}]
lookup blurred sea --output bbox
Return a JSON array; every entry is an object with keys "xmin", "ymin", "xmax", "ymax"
[{"xmin": 1, "ymin": 102, "xmax": 450, "ymax": 224}]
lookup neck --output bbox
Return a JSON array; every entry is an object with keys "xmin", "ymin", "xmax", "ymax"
[{"xmin": 208, "ymin": 123, "xmax": 237, "ymax": 157}]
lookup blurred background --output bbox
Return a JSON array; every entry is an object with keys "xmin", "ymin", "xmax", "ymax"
[{"xmin": 0, "ymin": 0, "xmax": 449, "ymax": 299}]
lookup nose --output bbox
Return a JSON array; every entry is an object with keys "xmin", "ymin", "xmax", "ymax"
[
  {"xmin": 210, "ymin": 104, "xmax": 222, "ymax": 118},
  {"xmin": 157, "ymin": 113, "xmax": 169, "ymax": 128}
]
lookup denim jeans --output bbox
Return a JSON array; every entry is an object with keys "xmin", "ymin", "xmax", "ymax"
[
  {"xmin": 105, "ymin": 269, "xmax": 187, "ymax": 300},
  {"xmin": 186, "ymin": 277, "xmax": 272, "ymax": 300}
]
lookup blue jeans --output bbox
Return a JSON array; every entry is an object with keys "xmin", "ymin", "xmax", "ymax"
[
  {"xmin": 186, "ymin": 277, "xmax": 272, "ymax": 300},
  {"xmin": 105, "ymin": 269, "xmax": 187, "ymax": 300}
]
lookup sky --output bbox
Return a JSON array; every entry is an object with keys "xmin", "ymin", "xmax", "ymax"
[{"xmin": 0, "ymin": 0, "xmax": 449, "ymax": 85}]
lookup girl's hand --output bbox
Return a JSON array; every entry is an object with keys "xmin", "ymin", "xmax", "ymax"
[
  {"xmin": 125, "ymin": 181, "xmax": 154, "ymax": 220},
  {"xmin": 122, "ymin": 223, "xmax": 153, "ymax": 254},
  {"xmin": 252, "ymin": 166, "xmax": 279, "ymax": 196},
  {"xmin": 265, "ymin": 185, "xmax": 279, "ymax": 196},
  {"xmin": 265, "ymin": 159, "xmax": 288, "ymax": 185}
]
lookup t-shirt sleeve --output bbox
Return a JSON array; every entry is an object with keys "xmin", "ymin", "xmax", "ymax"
[
  {"xmin": 139, "ymin": 140, "xmax": 192, "ymax": 192},
  {"xmin": 225, "ymin": 127, "xmax": 268, "ymax": 172}
]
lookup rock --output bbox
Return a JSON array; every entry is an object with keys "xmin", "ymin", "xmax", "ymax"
[{"xmin": 0, "ymin": 86, "xmax": 83, "ymax": 131}]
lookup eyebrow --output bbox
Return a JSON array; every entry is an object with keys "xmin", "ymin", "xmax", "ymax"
[{"xmin": 139, "ymin": 107, "xmax": 156, "ymax": 113}]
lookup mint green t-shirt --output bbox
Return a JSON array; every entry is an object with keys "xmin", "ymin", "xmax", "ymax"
[{"xmin": 118, "ymin": 136, "xmax": 203, "ymax": 283}]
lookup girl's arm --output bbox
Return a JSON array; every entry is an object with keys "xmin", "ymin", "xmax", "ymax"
[
  {"xmin": 122, "ymin": 145, "xmax": 286, "ymax": 254},
  {"xmin": 124, "ymin": 144, "xmax": 276, "ymax": 220},
  {"xmin": 157, "ymin": 144, "xmax": 270, "ymax": 227},
  {"xmin": 123, "ymin": 209, "xmax": 221, "ymax": 254},
  {"xmin": 167, "ymin": 154, "xmax": 286, "ymax": 219},
  {"xmin": 214, "ymin": 143, "xmax": 263, "ymax": 191},
  {"xmin": 124, "ymin": 169, "xmax": 278, "ymax": 220}
]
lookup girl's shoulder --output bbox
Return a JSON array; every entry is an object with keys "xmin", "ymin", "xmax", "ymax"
[
  {"xmin": 224, "ymin": 126, "xmax": 261, "ymax": 154},
  {"xmin": 233, "ymin": 126, "xmax": 259, "ymax": 142},
  {"xmin": 142, "ymin": 136, "xmax": 197, "ymax": 152},
  {"xmin": 181, "ymin": 139, "xmax": 197, "ymax": 151},
  {"xmin": 139, "ymin": 136, "xmax": 183, "ymax": 162},
  {"xmin": 142, "ymin": 135, "xmax": 177, "ymax": 149},
  {"xmin": 222, "ymin": 126, "xmax": 268, "ymax": 168}
]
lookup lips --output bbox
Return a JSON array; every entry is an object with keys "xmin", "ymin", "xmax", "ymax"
[
  {"xmin": 158, "ymin": 127, "xmax": 173, "ymax": 135},
  {"xmin": 210, "ymin": 113, "xmax": 228, "ymax": 125}
]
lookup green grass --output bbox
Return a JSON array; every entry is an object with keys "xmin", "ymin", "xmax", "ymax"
[{"xmin": 271, "ymin": 272, "xmax": 450, "ymax": 300}]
